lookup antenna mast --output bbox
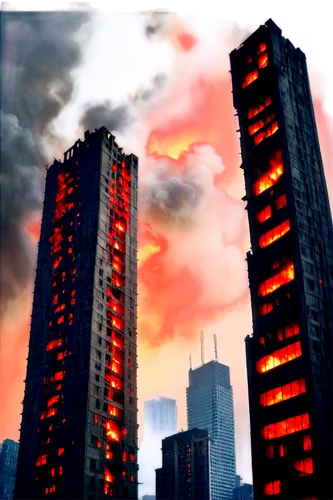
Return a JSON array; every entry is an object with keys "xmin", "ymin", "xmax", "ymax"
[
  {"xmin": 189, "ymin": 353, "xmax": 192, "ymax": 370},
  {"xmin": 200, "ymin": 330, "xmax": 204, "ymax": 365},
  {"xmin": 214, "ymin": 333, "xmax": 218, "ymax": 362}
]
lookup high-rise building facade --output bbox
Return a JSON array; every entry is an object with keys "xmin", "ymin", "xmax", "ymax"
[
  {"xmin": 144, "ymin": 395, "xmax": 178, "ymax": 437},
  {"xmin": 155, "ymin": 428, "xmax": 210, "ymax": 500},
  {"xmin": 186, "ymin": 361, "xmax": 236, "ymax": 500},
  {"xmin": 14, "ymin": 127, "xmax": 139, "ymax": 499},
  {"xmin": 230, "ymin": 19, "xmax": 333, "ymax": 500},
  {"xmin": 0, "ymin": 439, "xmax": 19, "ymax": 500}
]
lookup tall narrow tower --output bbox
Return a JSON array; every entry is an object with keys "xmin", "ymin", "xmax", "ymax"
[
  {"xmin": 186, "ymin": 361, "xmax": 236, "ymax": 500},
  {"xmin": 230, "ymin": 20, "xmax": 333, "ymax": 500},
  {"xmin": 14, "ymin": 127, "xmax": 139, "ymax": 499}
]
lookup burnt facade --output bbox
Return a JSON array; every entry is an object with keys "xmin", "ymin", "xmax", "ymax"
[
  {"xmin": 14, "ymin": 127, "xmax": 138, "ymax": 499},
  {"xmin": 155, "ymin": 428, "xmax": 210, "ymax": 500},
  {"xmin": 230, "ymin": 20, "xmax": 333, "ymax": 500}
]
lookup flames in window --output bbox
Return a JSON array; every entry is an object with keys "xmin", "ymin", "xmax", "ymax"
[
  {"xmin": 259, "ymin": 378, "xmax": 306, "ymax": 407},
  {"xmin": 259, "ymin": 220, "xmax": 291, "ymax": 248},
  {"xmin": 256, "ymin": 341, "xmax": 302, "ymax": 374},
  {"xmin": 253, "ymin": 150, "xmax": 283, "ymax": 196},
  {"xmin": 264, "ymin": 480, "xmax": 280, "ymax": 496},
  {"xmin": 258, "ymin": 262, "xmax": 294, "ymax": 297},
  {"xmin": 261, "ymin": 413, "xmax": 310, "ymax": 440}
]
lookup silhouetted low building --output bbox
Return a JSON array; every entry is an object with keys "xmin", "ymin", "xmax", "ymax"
[
  {"xmin": 156, "ymin": 428, "xmax": 209, "ymax": 500},
  {"xmin": 233, "ymin": 481, "xmax": 253, "ymax": 500}
]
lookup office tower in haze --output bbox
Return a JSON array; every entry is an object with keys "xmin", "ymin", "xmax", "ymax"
[
  {"xmin": 230, "ymin": 19, "xmax": 333, "ymax": 500},
  {"xmin": 144, "ymin": 395, "xmax": 178, "ymax": 437},
  {"xmin": 155, "ymin": 428, "xmax": 210, "ymax": 500},
  {"xmin": 14, "ymin": 127, "xmax": 139, "ymax": 499},
  {"xmin": 186, "ymin": 360, "xmax": 236, "ymax": 500},
  {"xmin": 0, "ymin": 439, "xmax": 19, "ymax": 500}
]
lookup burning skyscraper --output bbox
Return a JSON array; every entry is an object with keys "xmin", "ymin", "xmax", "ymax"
[
  {"xmin": 230, "ymin": 19, "xmax": 333, "ymax": 499},
  {"xmin": 14, "ymin": 127, "xmax": 139, "ymax": 499}
]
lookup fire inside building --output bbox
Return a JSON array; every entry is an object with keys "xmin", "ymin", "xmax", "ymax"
[
  {"xmin": 230, "ymin": 20, "xmax": 333, "ymax": 500},
  {"xmin": 14, "ymin": 127, "xmax": 139, "ymax": 499}
]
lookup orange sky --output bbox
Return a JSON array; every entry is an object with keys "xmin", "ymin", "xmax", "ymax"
[{"xmin": 1, "ymin": 19, "xmax": 332, "ymax": 482}]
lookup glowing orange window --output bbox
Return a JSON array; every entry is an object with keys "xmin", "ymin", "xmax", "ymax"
[
  {"xmin": 108, "ymin": 405, "xmax": 120, "ymax": 417},
  {"xmin": 253, "ymin": 151, "xmax": 283, "ymax": 196},
  {"xmin": 258, "ymin": 262, "xmax": 294, "ymax": 297},
  {"xmin": 248, "ymin": 119, "xmax": 265, "ymax": 136},
  {"xmin": 104, "ymin": 420, "xmax": 121, "ymax": 442},
  {"xmin": 303, "ymin": 435, "xmax": 312, "ymax": 451},
  {"xmin": 258, "ymin": 42, "xmax": 267, "ymax": 54},
  {"xmin": 93, "ymin": 414, "xmax": 99, "ymax": 424},
  {"xmin": 58, "ymin": 448, "xmax": 64, "ymax": 456},
  {"xmin": 259, "ymin": 220, "xmax": 291, "ymax": 248},
  {"xmin": 261, "ymin": 413, "xmax": 310, "ymax": 440},
  {"xmin": 258, "ymin": 52, "xmax": 269, "ymax": 69},
  {"xmin": 259, "ymin": 378, "xmax": 306, "ymax": 407},
  {"xmin": 256, "ymin": 341, "xmax": 302, "ymax": 374},
  {"xmin": 46, "ymin": 339, "xmax": 63, "ymax": 351},
  {"xmin": 264, "ymin": 480, "xmax": 280, "ymax": 496},
  {"xmin": 259, "ymin": 302, "xmax": 274, "ymax": 316},
  {"xmin": 242, "ymin": 69, "xmax": 259, "ymax": 89},
  {"xmin": 55, "ymin": 370, "xmax": 65, "ymax": 381},
  {"xmin": 275, "ymin": 194, "xmax": 287, "ymax": 210},
  {"xmin": 47, "ymin": 395, "xmax": 59, "ymax": 407},
  {"xmin": 293, "ymin": 457, "xmax": 314, "ymax": 475},
  {"xmin": 256, "ymin": 205, "xmax": 272, "ymax": 223}
]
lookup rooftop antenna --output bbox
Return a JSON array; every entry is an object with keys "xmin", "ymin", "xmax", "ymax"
[
  {"xmin": 189, "ymin": 353, "xmax": 192, "ymax": 370},
  {"xmin": 213, "ymin": 333, "xmax": 218, "ymax": 362},
  {"xmin": 200, "ymin": 330, "xmax": 204, "ymax": 365}
]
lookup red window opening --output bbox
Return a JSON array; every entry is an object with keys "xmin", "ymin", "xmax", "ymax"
[
  {"xmin": 47, "ymin": 395, "xmax": 59, "ymax": 407},
  {"xmin": 279, "ymin": 444, "xmax": 288, "ymax": 457},
  {"xmin": 97, "ymin": 439, "xmax": 101, "ymax": 449},
  {"xmin": 242, "ymin": 69, "xmax": 259, "ymax": 89},
  {"xmin": 303, "ymin": 435, "xmax": 312, "ymax": 451},
  {"xmin": 108, "ymin": 405, "xmax": 121, "ymax": 417},
  {"xmin": 259, "ymin": 378, "xmax": 306, "ymax": 407},
  {"xmin": 253, "ymin": 151, "xmax": 283, "ymax": 196},
  {"xmin": 275, "ymin": 194, "xmax": 287, "ymax": 210},
  {"xmin": 55, "ymin": 370, "xmax": 65, "ymax": 381},
  {"xmin": 256, "ymin": 205, "xmax": 272, "ymax": 223},
  {"xmin": 293, "ymin": 457, "xmax": 314, "ymax": 475},
  {"xmin": 258, "ymin": 262, "xmax": 294, "ymax": 297},
  {"xmin": 36, "ymin": 454, "xmax": 48, "ymax": 466},
  {"xmin": 59, "ymin": 466, "xmax": 63, "ymax": 476},
  {"xmin": 259, "ymin": 302, "xmax": 274, "ymax": 316},
  {"xmin": 260, "ymin": 321, "xmax": 299, "ymax": 346},
  {"xmin": 264, "ymin": 480, "xmax": 280, "ymax": 496},
  {"xmin": 254, "ymin": 121, "xmax": 279, "ymax": 145},
  {"xmin": 258, "ymin": 52, "xmax": 269, "ymax": 69},
  {"xmin": 93, "ymin": 414, "xmax": 99, "ymax": 424},
  {"xmin": 46, "ymin": 339, "xmax": 63, "ymax": 351},
  {"xmin": 266, "ymin": 445, "xmax": 274, "ymax": 459},
  {"xmin": 103, "ymin": 420, "xmax": 121, "ymax": 442},
  {"xmin": 248, "ymin": 96, "xmax": 272, "ymax": 119},
  {"xmin": 258, "ymin": 42, "xmax": 267, "ymax": 54},
  {"xmin": 58, "ymin": 448, "xmax": 64, "ymax": 456},
  {"xmin": 256, "ymin": 341, "xmax": 302, "ymax": 374},
  {"xmin": 261, "ymin": 413, "xmax": 310, "ymax": 440},
  {"xmin": 57, "ymin": 316, "xmax": 65, "ymax": 325},
  {"xmin": 248, "ymin": 119, "xmax": 265, "ymax": 136},
  {"xmin": 259, "ymin": 220, "xmax": 291, "ymax": 248}
]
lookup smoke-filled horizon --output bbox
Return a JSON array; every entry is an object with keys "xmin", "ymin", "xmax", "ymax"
[{"xmin": 1, "ymin": 9, "xmax": 332, "ymax": 485}]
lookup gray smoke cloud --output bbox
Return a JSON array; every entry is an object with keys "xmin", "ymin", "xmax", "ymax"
[
  {"xmin": 1, "ymin": 11, "xmax": 90, "ymax": 309},
  {"xmin": 141, "ymin": 161, "xmax": 215, "ymax": 228},
  {"xmin": 80, "ymin": 101, "xmax": 132, "ymax": 133},
  {"xmin": 142, "ymin": 10, "xmax": 178, "ymax": 39},
  {"xmin": 130, "ymin": 73, "xmax": 167, "ymax": 109}
]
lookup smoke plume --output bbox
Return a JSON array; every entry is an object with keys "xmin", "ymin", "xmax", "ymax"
[
  {"xmin": 80, "ymin": 101, "xmax": 132, "ymax": 133},
  {"xmin": 0, "ymin": 12, "xmax": 90, "ymax": 311}
]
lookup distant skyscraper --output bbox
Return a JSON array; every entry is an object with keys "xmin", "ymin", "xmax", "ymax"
[
  {"xmin": 0, "ymin": 439, "xmax": 19, "ymax": 500},
  {"xmin": 186, "ymin": 360, "xmax": 236, "ymax": 500},
  {"xmin": 155, "ymin": 428, "xmax": 210, "ymax": 500},
  {"xmin": 233, "ymin": 477, "xmax": 253, "ymax": 500},
  {"xmin": 144, "ymin": 395, "xmax": 178, "ymax": 437},
  {"xmin": 230, "ymin": 19, "xmax": 333, "ymax": 500},
  {"xmin": 14, "ymin": 127, "xmax": 139, "ymax": 499}
]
